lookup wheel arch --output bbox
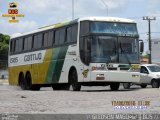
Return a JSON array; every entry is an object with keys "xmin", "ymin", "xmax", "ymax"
[
  {"xmin": 68, "ymin": 66, "xmax": 77, "ymax": 83},
  {"xmin": 18, "ymin": 72, "xmax": 24, "ymax": 85}
]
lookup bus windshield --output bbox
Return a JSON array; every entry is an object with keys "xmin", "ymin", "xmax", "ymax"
[
  {"xmin": 91, "ymin": 36, "xmax": 139, "ymax": 64},
  {"xmin": 90, "ymin": 22, "xmax": 138, "ymax": 35}
]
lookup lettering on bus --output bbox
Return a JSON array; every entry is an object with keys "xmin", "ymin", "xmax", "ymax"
[
  {"xmin": 10, "ymin": 57, "xmax": 18, "ymax": 63},
  {"xmin": 24, "ymin": 53, "xmax": 42, "ymax": 62}
]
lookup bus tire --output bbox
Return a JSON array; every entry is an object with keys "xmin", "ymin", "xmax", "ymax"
[
  {"xmin": 151, "ymin": 80, "xmax": 159, "ymax": 88},
  {"xmin": 123, "ymin": 83, "xmax": 131, "ymax": 89},
  {"xmin": 19, "ymin": 73, "xmax": 27, "ymax": 90},
  {"xmin": 110, "ymin": 83, "xmax": 120, "ymax": 91},
  {"xmin": 69, "ymin": 69, "xmax": 81, "ymax": 91},
  {"xmin": 26, "ymin": 72, "xmax": 40, "ymax": 91}
]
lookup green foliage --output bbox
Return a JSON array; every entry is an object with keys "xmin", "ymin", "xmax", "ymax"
[
  {"xmin": 0, "ymin": 33, "xmax": 10, "ymax": 60},
  {"xmin": 143, "ymin": 54, "xmax": 149, "ymax": 59}
]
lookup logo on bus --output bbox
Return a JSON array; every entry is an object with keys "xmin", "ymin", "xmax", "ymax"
[
  {"xmin": 24, "ymin": 53, "xmax": 42, "ymax": 62},
  {"xmin": 82, "ymin": 69, "xmax": 89, "ymax": 78}
]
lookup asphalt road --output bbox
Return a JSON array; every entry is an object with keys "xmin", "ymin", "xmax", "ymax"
[{"xmin": 0, "ymin": 79, "xmax": 160, "ymax": 114}]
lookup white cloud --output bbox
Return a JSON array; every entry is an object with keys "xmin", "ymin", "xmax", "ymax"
[
  {"xmin": 19, "ymin": 0, "xmax": 133, "ymax": 18},
  {"xmin": 0, "ymin": 19, "xmax": 38, "ymax": 35}
]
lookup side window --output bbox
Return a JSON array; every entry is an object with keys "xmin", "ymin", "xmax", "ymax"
[
  {"xmin": 67, "ymin": 27, "xmax": 72, "ymax": 43},
  {"xmin": 80, "ymin": 21, "xmax": 89, "ymax": 36},
  {"xmin": 37, "ymin": 34, "xmax": 42, "ymax": 48},
  {"xmin": 24, "ymin": 37, "xmax": 28, "ymax": 51},
  {"xmin": 72, "ymin": 24, "xmax": 78, "ymax": 42},
  {"xmin": 55, "ymin": 30, "xmax": 60, "ymax": 45},
  {"xmin": 59, "ymin": 28, "xmax": 66, "ymax": 44},
  {"xmin": 79, "ymin": 36, "xmax": 91, "ymax": 66},
  {"xmin": 18, "ymin": 38, "xmax": 23, "ymax": 52},
  {"xmin": 15, "ymin": 39, "xmax": 19, "ymax": 52},
  {"xmin": 33, "ymin": 35, "xmax": 38, "ymax": 49},
  {"xmin": 28, "ymin": 36, "xmax": 32, "ymax": 50},
  {"xmin": 44, "ymin": 32, "xmax": 48, "ymax": 47},
  {"xmin": 48, "ymin": 31, "xmax": 54, "ymax": 46},
  {"xmin": 141, "ymin": 66, "xmax": 148, "ymax": 74},
  {"xmin": 10, "ymin": 40, "xmax": 13, "ymax": 53},
  {"xmin": 10, "ymin": 39, "xmax": 15, "ymax": 53}
]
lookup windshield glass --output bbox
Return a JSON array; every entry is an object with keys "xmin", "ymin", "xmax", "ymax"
[
  {"xmin": 118, "ymin": 37, "xmax": 139, "ymax": 64},
  {"xmin": 90, "ymin": 22, "xmax": 138, "ymax": 35},
  {"xmin": 147, "ymin": 65, "xmax": 160, "ymax": 72},
  {"xmin": 91, "ymin": 36, "xmax": 139, "ymax": 64}
]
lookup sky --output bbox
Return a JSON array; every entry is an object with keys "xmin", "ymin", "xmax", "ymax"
[{"xmin": 0, "ymin": 0, "xmax": 160, "ymax": 52}]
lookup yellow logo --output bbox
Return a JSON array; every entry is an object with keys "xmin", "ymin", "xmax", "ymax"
[
  {"xmin": 82, "ymin": 69, "xmax": 89, "ymax": 78},
  {"xmin": 2, "ymin": 1, "xmax": 24, "ymax": 23}
]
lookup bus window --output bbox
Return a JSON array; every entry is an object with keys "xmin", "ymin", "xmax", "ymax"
[
  {"xmin": 80, "ymin": 21, "xmax": 89, "ymax": 36},
  {"xmin": 55, "ymin": 30, "xmax": 60, "ymax": 45},
  {"xmin": 67, "ymin": 27, "xmax": 72, "ymax": 43},
  {"xmin": 15, "ymin": 39, "xmax": 19, "ymax": 52},
  {"xmin": 24, "ymin": 37, "xmax": 28, "ymax": 51},
  {"xmin": 28, "ymin": 36, "xmax": 32, "ymax": 50},
  {"xmin": 48, "ymin": 31, "xmax": 54, "ymax": 46},
  {"xmin": 59, "ymin": 28, "xmax": 66, "ymax": 44},
  {"xmin": 37, "ymin": 34, "xmax": 43, "ymax": 48},
  {"xmin": 33, "ymin": 35, "xmax": 38, "ymax": 49},
  {"xmin": 71, "ymin": 24, "xmax": 78, "ymax": 42},
  {"xmin": 44, "ymin": 32, "xmax": 48, "ymax": 47},
  {"xmin": 18, "ymin": 38, "xmax": 23, "ymax": 52}
]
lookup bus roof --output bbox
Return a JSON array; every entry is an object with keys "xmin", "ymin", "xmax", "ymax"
[{"xmin": 11, "ymin": 16, "xmax": 136, "ymax": 39}]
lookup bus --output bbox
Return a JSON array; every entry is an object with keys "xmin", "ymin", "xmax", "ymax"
[{"xmin": 8, "ymin": 17, "xmax": 141, "ymax": 91}]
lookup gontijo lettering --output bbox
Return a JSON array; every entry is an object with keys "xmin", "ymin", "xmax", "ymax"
[{"xmin": 24, "ymin": 53, "xmax": 42, "ymax": 62}]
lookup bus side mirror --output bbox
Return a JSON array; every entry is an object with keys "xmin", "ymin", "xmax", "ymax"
[{"xmin": 139, "ymin": 40, "xmax": 144, "ymax": 53}]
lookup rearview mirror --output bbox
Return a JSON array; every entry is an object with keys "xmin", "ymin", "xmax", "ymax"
[{"xmin": 139, "ymin": 40, "xmax": 144, "ymax": 53}]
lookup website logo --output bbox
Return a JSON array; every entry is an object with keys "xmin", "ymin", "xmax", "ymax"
[{"xmin": 2, "ymin": 1, "xmax": 24, "ymax": 23}]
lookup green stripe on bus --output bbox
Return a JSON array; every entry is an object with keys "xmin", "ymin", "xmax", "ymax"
[{"xmin": 45, "ymin": 46, "xmax": 68, "ymax": 83}]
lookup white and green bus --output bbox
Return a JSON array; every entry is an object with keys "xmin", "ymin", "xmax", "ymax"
[{"xmin": 9, "ymin": 17, "xmax": 141, "ymax": 91}]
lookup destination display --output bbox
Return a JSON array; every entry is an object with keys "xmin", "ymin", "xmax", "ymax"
[{"xmin": 91, "ymin": 22, "xmax": 138, "ymax": 36}]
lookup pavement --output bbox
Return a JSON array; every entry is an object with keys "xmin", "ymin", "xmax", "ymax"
[{"xmin": 0, "ymin": 81, "xmax": 159, "ymax": 114}]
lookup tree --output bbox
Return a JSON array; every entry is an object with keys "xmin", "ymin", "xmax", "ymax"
[{"xmin": 0, "ymin": 33, "xmax": 10, "ymax": 69}]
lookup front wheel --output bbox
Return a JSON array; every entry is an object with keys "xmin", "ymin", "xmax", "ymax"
[
  {"xmin": 151, "ymin": 80, "xmax": 159, "ymax": 88},
  {"xmin": 110, "ymin": 83, "xmax": 120, "ymax": 91},
  {"xmin": 69, "ymin": 69, "xmax": 81, "ymax": 91}
]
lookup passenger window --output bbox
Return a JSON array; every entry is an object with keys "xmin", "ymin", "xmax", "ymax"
[
  {"xmin": 28, "ymin": 36, "xmax": 32, "ymax": 50},
  {"xmin": 67, "ymin": 27, "xmax": 72, "ymax": 43},
  {"xmin": 24, "ymin": 37, "xmax": 28, "ymax": 51},
  {"xmin": 18, "ymin": 38, "xmax": 23, "ymax": 52},
  {"xmin": 140, "ymin": 66, "xmax": 148, "ymax": 74},
  {"xmin": 44, "ymin": 32, "xmax": 48, "ymax": 47},
  {"xmin": 72, "ymin": 24, "xmax": 78, "ymax": 42},
  {"xmin": 80, "ymin": 21, "xmax": 89, "ymax": 36},
  {"xmin": 55, "ymin": 30, "xmax": 60, "ymax": 45},
  {"xmin": 59, "ymin": 28, "xmax": 66, "ymax": 44},
  {"xmin": 33, "ymin": 35, "xmax": 38, "ymax": 49},
  {"xmin": 15, "ymin": 39, "xmax": 19, "ymax": 52},
  {"xmin": 37, "ymin": 34, "xmax": 42, "ymax": 48},
  {"xmin": 48, "ymin": 31, "xmax": 54, "ymax": 46}
]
